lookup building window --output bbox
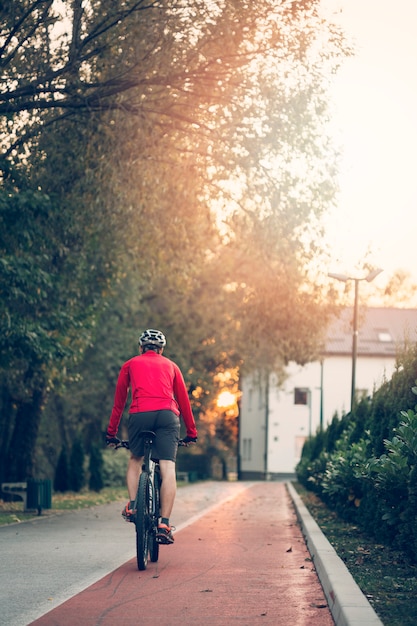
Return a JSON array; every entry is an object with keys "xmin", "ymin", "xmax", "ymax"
[
  {"xmin": 242, "ymin": 438, "xmax": 252, "ymax": 461},
  {"xmin": 377, "ymin": 330, "xmax": 392, "ymax": 342},
  {"xmin": 294, "ymin": 388, "xmax": 308, "ymax": 405}
]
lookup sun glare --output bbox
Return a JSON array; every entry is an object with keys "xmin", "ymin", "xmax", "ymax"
[{"xmin": 216, "ymin": 390, "xmax": 237, "ymax": 409}]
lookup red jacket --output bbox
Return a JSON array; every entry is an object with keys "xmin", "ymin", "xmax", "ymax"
[{"xmin": 107, "ymin": 351, "xmax": 197, "ymax": 438}]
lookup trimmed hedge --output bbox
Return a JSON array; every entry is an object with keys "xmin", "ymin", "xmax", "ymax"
[{"xmin": 296, "ymin": 343, "xmax": 417, "ymax": 562}]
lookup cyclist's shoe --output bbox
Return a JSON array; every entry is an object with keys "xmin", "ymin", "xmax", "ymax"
[
  {"xmin": 156, "ymin": 523, "xmax": 175, "ymax": 544},
  {"xmin": 121, "ymin": 501, "xmax": 136, "ymax": 522}
]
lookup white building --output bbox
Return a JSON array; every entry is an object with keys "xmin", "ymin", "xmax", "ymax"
[{"xmin": 239, "ymin": 307, "xmax": 417, "ymax": 479}]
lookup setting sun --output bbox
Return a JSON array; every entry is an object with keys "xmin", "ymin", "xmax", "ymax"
[{"xmin": 216, "ymin": 391, "xmax": 237, "ymax": 409}]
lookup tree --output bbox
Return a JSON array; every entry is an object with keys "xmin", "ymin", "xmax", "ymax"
[
  {"xmin": 1, "ymin": 1, "xmax": 349, "ymax": 480},
  {"xmin": 382, "ymin": 270, "xmax": 417, "ymax": 308},
  {"xmin": 0, "ymin": 185, "xmax": 94, "ymax": 481},
  {"xmin": 86, "ymin": 0, "xmax": 345, "ymax": 374},
  {"xmin": 1, "ymin": 1, "xmax": 171, "ymax": 156},
  {"xmin": 0, "ymin": 125, "xmax": 116, "ymax": 481}
]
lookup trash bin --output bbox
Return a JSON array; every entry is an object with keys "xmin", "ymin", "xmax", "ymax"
[
  {"xmin": 188, "ymin": 471, "xmax": 199, "ymax": 483},
  {"xmin": 26, "ymin": 479, "xmax": 52, "ymax": 514}
]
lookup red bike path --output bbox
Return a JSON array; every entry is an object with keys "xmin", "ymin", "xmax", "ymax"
[{"xmin": 29, "ymin": 482, "xmax": 334, "ymax": 626}]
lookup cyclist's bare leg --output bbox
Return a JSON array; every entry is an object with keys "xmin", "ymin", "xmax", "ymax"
[
  {"xmin": 127, "ymin": 454, "xmax": 143, "ymax": 502},
  {"xmin": 159, "ymin": 459, "xmax": 176, "ymax": 519}
]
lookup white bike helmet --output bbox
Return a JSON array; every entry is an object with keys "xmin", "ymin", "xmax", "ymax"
[{"xmin": 139, "ymin": 329, "xmax": 166, "ymax": 348}]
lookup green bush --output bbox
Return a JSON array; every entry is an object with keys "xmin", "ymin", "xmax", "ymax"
[
  {"xmin": 296, "ymin": 347, "xmax": 417, "ymax": 564},
  {"xmin": 348, "ymin": 396, "xmax": 370, "ymax": 444},
  {"xmin": 363, "ymin": 403, "xmax": 417, "ymax": 559},
  {"xmin": 101, "ymin": 447, "xmax": 129, "ymax": 487},
  {"xmin": 325, "ymin": 413, "xmax": 347, "ymax": 453},
  {"xmin": 321, "ymin": 428, "xmax": 369, "ymax": 521},
  {"xmin": 368, "ymin": 348, "xmax": 417, "ymax": 456},
  {"xmin": 296, "ymin": 413, "xmax": 350, "ymax": 496},
  {"xmin": 405, "ymin": 463, "xmax": 417, "ymax": 561}
]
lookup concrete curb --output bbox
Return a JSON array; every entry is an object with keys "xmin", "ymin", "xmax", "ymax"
[{"xmin": 287, "ymin": 482, "xmax": 383, "ymax": 626}]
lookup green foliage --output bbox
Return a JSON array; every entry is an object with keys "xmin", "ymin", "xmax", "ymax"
[
  {"xmin": 368, "ymin": 346, "xmax": 417, "ymax": 456},
  {"xmin": 321, "ymin": 430, "xmax": 369, "ymax": 520},
  {"xmin": 405, "ymin": 463, "xmax": 417, "ymax": 561},
  {"xmin": 296, "ymin": 425, "xmax": 329, "ymax": 494},
  {"xmin": 297, "ymin": 360, "xmax": 417, "ymax": 563},
  {"xmin": 296, "ymin": 449, "xmax": 329, "ymax": 495},
  {"xmin": 362, "ymin": 407, "xmax": 417, "ymax": 557},
  {"xmin": 348, "ymin": 396, "xmax": 371, "ymax": 444},
  {"xmin": 0, "ymin": 161, "xmax": 114, "ymax": 482},
  {"xmin": 325, "ymin": 413, "xmax": 346, "ymax": 453},
  {"xmin": 296, "ymin": 413, "xmax": 352, "ymax": 494},
  {"xmin": 1, "ymin": 0, "xmax": 348, "ymax": 483},
  {"xmin": 0, "ymin": 187, "xmax": 97, "ymax": 376},
  {"xmin": 101, "ymin": 448, "xmax": 129, "ymax": 488}
]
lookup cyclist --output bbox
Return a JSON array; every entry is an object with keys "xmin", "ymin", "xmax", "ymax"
[{"xmin": 105, "ymin": 329, "xmax": 197, "ymax": 544}]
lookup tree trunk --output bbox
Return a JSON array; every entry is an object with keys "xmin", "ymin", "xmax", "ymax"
[
  {"xmin": 4, "ymin": 387, "xmax": 45, "ymax": 482},
  {"xmin": 221, "ymin": 457, "xmax": 228, "ymax": 481},
  {"xmin": 0, "ymin": 385, "xmax": 16, "ymax": 483}
]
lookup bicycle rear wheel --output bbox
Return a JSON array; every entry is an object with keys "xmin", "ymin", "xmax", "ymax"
[
  {"xmin": 149, "ymin": 467, "xmax": 160, "ymax": 563},
  {"xmin": 135, "ymin": 472, "xmax": 150, "ymax": 571}
]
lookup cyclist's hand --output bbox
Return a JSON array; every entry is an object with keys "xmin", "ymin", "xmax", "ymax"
[
  {"xmin": 106, "ymin": 433, "xmax": 120, "ymax": 447},
  {"xmin": 181, "ymin": 435, "xmax": 197, "ymax": 446}
]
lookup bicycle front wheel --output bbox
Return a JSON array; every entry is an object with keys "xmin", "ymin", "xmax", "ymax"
[
  {"xmin": 149, "ymin": 468, "xmax": 160, "ymax": 563},
  {"xmin": 135, "ymin": 472, "xmax": 150, "ymax": 571}
]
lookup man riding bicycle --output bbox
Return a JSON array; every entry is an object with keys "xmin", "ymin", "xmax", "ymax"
[{"xmin": 106, "ymin": 329, "xmax": 197, "ymax": 544}]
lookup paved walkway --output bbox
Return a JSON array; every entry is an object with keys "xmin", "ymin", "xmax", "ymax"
[
  {"xmin": 1, "ymin": 481, "xmax": 384, "ymax": 625},
  {"xmin": 28, "ymin": 482, "xmax": 332, "ymax": 626},
  {"xmin": 0, "ymin": 482, "xmax": 245, "ymax": 626}
]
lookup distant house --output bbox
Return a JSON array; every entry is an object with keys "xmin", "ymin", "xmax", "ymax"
[{"xmin": 239, "ymin": 307, "xmax": 417, "ymax": 479}]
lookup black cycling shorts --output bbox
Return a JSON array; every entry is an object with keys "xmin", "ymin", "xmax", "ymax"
[{"xmin": 127, "ymin": 410, "xmax": 180, "ymax": 462}]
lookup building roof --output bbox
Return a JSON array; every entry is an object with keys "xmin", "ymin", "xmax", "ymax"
[{"xmin": 324, "ymin": 307, "xmax": 417, "ymax": 357}]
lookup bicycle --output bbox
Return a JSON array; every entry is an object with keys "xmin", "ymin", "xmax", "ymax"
[{"xmin": 115, "ymin": 431, "xmax": 187, "ymax": 571}]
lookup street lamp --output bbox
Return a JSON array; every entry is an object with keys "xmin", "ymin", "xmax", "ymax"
[{"xmin": 328, "ymin": 268, "xmax": 383, "ymax": 413}]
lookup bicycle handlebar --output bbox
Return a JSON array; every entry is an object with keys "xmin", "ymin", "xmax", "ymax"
[
  {"xmin": 114, "ymin": 440, "xmax": 130, "ymax": 450},
  {"xmin": 113, "ymin": 438, "xmax": 190, "ymax": 450}
]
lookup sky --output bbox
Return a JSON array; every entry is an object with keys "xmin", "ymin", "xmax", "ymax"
[{"xmin": 320, "ymin": 0, "xmax": 417, "ymax": 287}]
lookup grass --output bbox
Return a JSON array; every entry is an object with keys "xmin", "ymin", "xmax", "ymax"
[{"xmin": 294, "ymin": 482, "xmax": 417, "ymax": 626}]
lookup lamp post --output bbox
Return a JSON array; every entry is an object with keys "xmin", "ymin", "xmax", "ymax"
[{"xmin": 328, "ymin": 268, "xmax": 383, "ymax": 413}]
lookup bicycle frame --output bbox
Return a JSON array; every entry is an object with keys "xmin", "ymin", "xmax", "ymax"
[{"xmin": 114, "ymin": 433, "xmax": 189, "ymax": 571}]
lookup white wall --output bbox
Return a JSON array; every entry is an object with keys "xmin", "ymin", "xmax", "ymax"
[
  {"xmin": 240, "ymin": 353, "xmax": 398, "ymax": 476},
  {"xmin": 321, "ymin": 355, "xmax": 396, "ymax": 426},
  {"xmin": 239, "ymin": 373, "xmax": 267, "ymax": 475}
]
